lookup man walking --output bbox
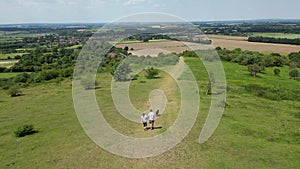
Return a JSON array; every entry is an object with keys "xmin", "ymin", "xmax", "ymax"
[
  {"xmin": 141, "ymin": 113, "xmax": 148, "ymax": 130},
  {"xmin": 148, "ymin": 109, "xmax": 155, "ymax": 130}
]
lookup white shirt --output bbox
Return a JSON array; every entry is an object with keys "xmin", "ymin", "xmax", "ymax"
[
  {"xmin": 141, "ymin": 115, "xmax": 147, "ymax": 123},
  {"xmin": 148, "ymin": 111, "xmax": 155, "ymax": 121}
]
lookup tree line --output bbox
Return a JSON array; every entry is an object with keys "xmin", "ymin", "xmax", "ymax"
[{"xmin": 248, "ymin": 36, "xmax": 300, "ymax": 45}]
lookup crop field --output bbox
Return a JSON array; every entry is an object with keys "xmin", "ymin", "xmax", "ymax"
[
  {"xmin": 116, "ymin": 41, "xmax": 212, "ymax": 56},
  {"xmin": 207, "ymin": 35, "xmax": 247, "ymax": 41},
  {"xmin": 116, "ymin": 37, "xmax": 300, "ymax": 55},
  {"xmin": 251, "ymin": 33, "xmax": 300, "ymax": 39},
  {"xmin": 0, "ymin": 58, "xmax": 299, "ymax": 168},
  {"xmin": 210, "ymin": 38, "xmax": 300, "ymax": 54}
]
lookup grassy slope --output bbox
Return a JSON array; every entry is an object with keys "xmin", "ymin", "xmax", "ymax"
[{"xmin": 0, "ymin": 59, "xmax": 299, "ymax": 168}]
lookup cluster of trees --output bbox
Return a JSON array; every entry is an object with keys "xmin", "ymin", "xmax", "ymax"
[
  {"xmin": 112, "ymin": 52, "xmax": 178, "ymax": 82},
  {"xmin": 216, "ymin": 47, "xmax": 300, "ymax": 79},
  {"xmin": 248, "ymin": 36, "xmax": 300, "ymax": 45},
  {"xmin": 0, "ymin": 67, "xmax": 74, "ymax": 89},
  {"xmin": 7, "ymin": 47, "xmax": 77, "ymax": 72},
  {"xmin": 125, "ymin": 33, "xmax": 172, "ymax": 42}
]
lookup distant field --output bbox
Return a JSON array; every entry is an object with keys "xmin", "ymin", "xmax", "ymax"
[
  {"xmin": 210, "ymin": 38, "xmax": 300, "ymax": 54},
  {"xmin": 0, "ymin": 72, "xmax": 19, "ymax": 78},
  {"xmin": 0, "ymin": 60, "xmax": 19, "ymax": 68},
  {"xmin": 251, "ymin": 33, "xmax": 300, "ymax": 39},
  {"xmin": 116, "ymin": 41, "xmax": 212, "ymax": 56},
  {"xmin": 207, "ymin": 35, "xmax": 247, "ymax": 41},
  {"xmin": 116, "ymin": 38, "xmax": 300, "ymax": 55},
  {"xmin": 0, "ymin": 53, "xmax": 26, "ymax": 59},
  {"xmin": 65, "ymin": 45, "xmax": 82, "ymax": 49}
]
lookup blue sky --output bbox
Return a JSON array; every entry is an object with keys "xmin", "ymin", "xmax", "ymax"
[{"xmin": 0, "ymin": 0, "xmax": 299, "ymax": 24}]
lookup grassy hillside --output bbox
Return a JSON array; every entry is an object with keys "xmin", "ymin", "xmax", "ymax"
[{"xmin": 0, "ymin": 58, "xmax": 299, "ymax": 168}]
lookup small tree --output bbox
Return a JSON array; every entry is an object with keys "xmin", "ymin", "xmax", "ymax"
[
  {"xmin": 248, "ymin": 64, "xmax": 261, "ymax": 77},
  {"xmin": 289, "ymin": 69, "xmax": 299, "ymax": 80},
  {"xmin": 145, "ymin": 67, "xmax": 159, "ymax": 79},
  {"xmin": 274, "ymin": 68, "xmax": 280, "ymax": 76}
]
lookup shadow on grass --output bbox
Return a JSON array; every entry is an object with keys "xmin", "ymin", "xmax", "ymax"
[
  {"xmin": 144, "ymin": 126, "xmax": 163, "ymax": 131},
  {"xmin": 11, "ymin": 93, "xmax": 25, "ymax": 97}
]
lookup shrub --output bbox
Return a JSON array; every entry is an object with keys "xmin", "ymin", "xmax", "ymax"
[
  {"xmin": 8, "ymin": 85, "xmax": 22, "ymax": 97},
  {"xmin": 145, "ymin": 67, "xmax": 159, "ymax": 79},
  {"xmin": 245, "ymin": 84, "xmax": 300, "ymax": 101},
  {"xmin": 0, "ymin": 67, "xmax": 7, "ymax": 73},
  {"xmin": 274, "ymin": 68, "xmax": 280, "ymax": 76},
  {"xmin": 40, "ymin": 69, "xmax": 60, "ymax": 81},
  {"xmin": 289, "ymin": 69, "xmax": 299, "ymax": 80},
  {"xmin": 14, "ymin": 72, "xmax": 30, "ymax": 83},
  {"xmin": 14, "ymin": 124, "xmax": 38, "ymax": 137}
]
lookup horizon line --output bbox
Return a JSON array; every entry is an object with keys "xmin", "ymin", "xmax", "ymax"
[{"xmin": 1, "ymin": 18, "xmax": 300, "ymax": 25}]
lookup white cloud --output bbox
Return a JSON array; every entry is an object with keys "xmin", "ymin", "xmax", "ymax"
[{"xmin": 124, "ymin": 0, "xmax": 145, "ymax": 6}]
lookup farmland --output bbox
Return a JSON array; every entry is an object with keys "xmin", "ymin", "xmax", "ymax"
[
  {"xmin": 211, "ymin": 38, "xmax": 300, "ymax": 54},
  {"xmin": 116, "ymin": 37, "xmax": 300, "ymax": 55},
  {"xmin": 250, "ymin": 33, "xmax": 300, "ymax": 39}
]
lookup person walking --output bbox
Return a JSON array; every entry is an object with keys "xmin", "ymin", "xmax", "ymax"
[
  {"xmin": 141, "ymin": 113, "xmax": 148, "ymax": 130},
  {"xmin": 148, "ymin": 109, "xmax": 155, "ymax": 130}
]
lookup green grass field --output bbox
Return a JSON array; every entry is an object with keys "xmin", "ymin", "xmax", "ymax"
[
  {"xmin": 0, "ymin": 53, "xmax": 26, "ymax": 60},
  {"xmin": 251, "ymin": 33, "xmax": 300, "ymax": 39},
  {"xmin": 0, "ymin": 59, "xmax": 299, "ymax": 168},
  {"xmin": 0, "ymin": 72, "xmax": 20, "ymax": 78},
  {"xmin": 65, "ymin": 45, "xmax": 82, "ymax": 50}
]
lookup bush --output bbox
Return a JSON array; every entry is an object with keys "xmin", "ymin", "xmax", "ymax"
[
  {"xmin": 0, "ymin": 67, "xmax": 7, "ymax": 73},
  {"xmin": 289, "ymin": 69, "xmax": 299, "ymax": 80},
  {"xmin": 245, "ymin": 84, "xmax": 300, "ymax": 101},
  {"xmin": 274, "ymin": 68, "xmax": 280, "ymax": 76},
  {"xmin": 145, "ymin": 67, "xmax": 159, "ymax": 79},
  {"xmin": 14, "ymin": 124, "xmax": 38, "ymax": 137},
  {"xmin": 8, "ymin": 85, "xmax": 22, "ymax": 97},
  {"xmin": 14, "ymin": 72, "xmax": 30, "ymax": 83}
]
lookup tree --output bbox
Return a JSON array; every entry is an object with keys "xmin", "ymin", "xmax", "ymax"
[
  {"xmin": 289, "ymin": 69, "xmax": 299, "ymax": 80},
  {"xmin": 124, "ymin": 46, "xmax": 129, "ymax": 51},
  {"xmin": 274, "ymin": 68, "xmax": 280, "ymax": 76},
  {"xmin": 145, "ymin": 67, "xmax": 159, "ymax": 79},
  {"xmin": 289, "ymin": 62, "xmax": 298, "ymax": 69},
  {"xmin": 113, "ymin": 62, "xmax": 132, "ymax": 81},
  {"xmin": 248, "ymin": 64, "xmax": 261, "ymax": 77}
]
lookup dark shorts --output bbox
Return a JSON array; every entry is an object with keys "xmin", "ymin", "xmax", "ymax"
[
  {"xmin": 143, "ymin": 122, "xmax": 147, "ymax": 127},
  {"xmin": 149, "ymin": 120, "xmax": 155, "ymax": 124}
]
